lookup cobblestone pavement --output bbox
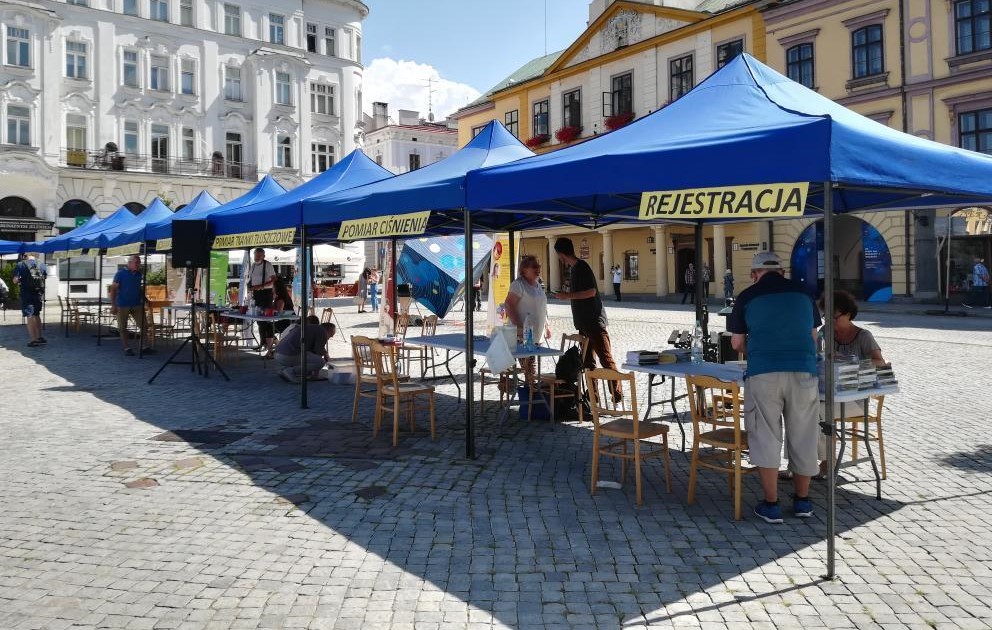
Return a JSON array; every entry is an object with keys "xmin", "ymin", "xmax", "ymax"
[{"xmin": 1, "ymin": 299, "xmax": 991, "ymax": 630}]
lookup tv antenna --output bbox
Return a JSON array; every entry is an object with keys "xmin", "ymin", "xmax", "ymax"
[{"xmin": 423, "ymin": 77, "xmax": 437, "ymax": 122}]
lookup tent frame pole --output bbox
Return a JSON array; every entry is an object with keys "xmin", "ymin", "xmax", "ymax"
[
  {"xmin": 694, "ymin": 223, "xmax": 706, "ymax": 336},
  {"xmin": 508, "ymin": 230, "xmax": 516, "ymax": 282},
  {"xmin": 139, "ymin": 246, "xmax": 147, "ymax": 360},
  {"xmin": 97, "ymin": 254, "xmax": 104, "ymax": 345},
  {"xmin": 824, "ymin": 181, "xmax": 837, "ymax": 579},
  {"xmin": 301, "ymin": 226, "xmax": 310, "ymax": 409},
  {"xmin": 391, "ymin": 238, "xmax": 398, "ymax": 329},
  {"xmin": 64, "ymin": 255, "xmax": 71, "ymax": 338},
  {"xmin": 464, "ymin": 209, "xmax": 476, "ymax": 460}
]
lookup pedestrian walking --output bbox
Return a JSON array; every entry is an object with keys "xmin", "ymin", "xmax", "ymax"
[
  {"xmin": 682, "ymin": 263, "xmax": 696, "ymax": 304},
  {"xmin": 611, "ymin": 265, "xmax": 622, "ymax": 302},
  {"xmin": 12, "ymin": 253, "xmax": 47, "ymax": 347},
  {"xmin": 964, "ymin": 256, "xmax": 990, "ymax": 308}
]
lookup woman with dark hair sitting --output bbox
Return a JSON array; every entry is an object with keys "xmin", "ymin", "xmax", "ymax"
[{"xmin": 260, "ymin": 279, "xmax": 295, "ymax": 358}]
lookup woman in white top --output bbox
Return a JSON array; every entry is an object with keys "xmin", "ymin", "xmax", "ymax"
[{"xmin": 505, "ymin": 255, "xmax": 552, "ymax": 380}]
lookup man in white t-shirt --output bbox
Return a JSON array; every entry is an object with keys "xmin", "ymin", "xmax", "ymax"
[{"xmin": 611, "ymin": 265, "xmax": 622, "ymax": 302}]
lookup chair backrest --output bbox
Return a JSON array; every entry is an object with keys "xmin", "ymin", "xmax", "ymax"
[
  {"xmin": 582, "ymin": 367, "xmax": 640, "ymax": 434},
  {"xmin": 396, "ymin": 313, "xmax": 411, "ymax": 336},
  {"xmin": 421, "ymin": 314, "xmax": 438, "ymax": 336},
  {"xmin": 351, "ymin": 335, "xmax": 375, "ymax": 379},
  {"xmin": 369, "ymin": 339, "xmax": 402, "ymax": 390},
  {"xmin": 320, "ymin": 307, "xmax": 333, "ymax": 324},
  {"xmin": 685, "ymin": 375, "xmax": 744, "ymax": 447}
]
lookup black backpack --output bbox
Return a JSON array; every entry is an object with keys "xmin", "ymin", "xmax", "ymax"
[
  {"xmin": 555, "ymin": 345, "xmax": 583, "ymax": 384},
  {"xmin": 23, "ymin": 261, "xmax": 44, "ymax": 293}
]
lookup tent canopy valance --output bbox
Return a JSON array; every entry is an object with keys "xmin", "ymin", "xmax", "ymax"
[
  {"xmin": 94, "ymin": 198, "xmax": 178, "ymax": 252},
  {"xmin": 465, "ymin": 54, "xmax": 992, "ymax": 223},
  {"xmin": 209, "ymin": 151, "xmax": 393, "ymax": 246}
]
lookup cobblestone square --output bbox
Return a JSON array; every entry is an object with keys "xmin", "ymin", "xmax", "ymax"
[{"xmin": 1, "ymin": 300, "xmax": 990, "ymax": 629}]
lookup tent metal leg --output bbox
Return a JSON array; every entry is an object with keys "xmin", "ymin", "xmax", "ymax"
[
  {"xmin": 824, "ymin": 181, "xmax": 837, "ymax": 580},
  {"xmin": 97, "ymin": 255, "xmax": 104, "ymax": 346},
  {"xmin": 139, "ymin": 248, "xmax": 147, "ymax": 360},
  {"xmin": 301, "ymin": 226, "xmax": 309, "ymax": 410},
  {"xmin": 694, "ymin": 223, "xmax": 706, "ymax": 335},
  {"xmin": 391, "ymin": 238, "xmax": 398, "ymax": 329},
  {"xmin": 65, "ymin": 256, "xmax": 71, "ymax": 338},
  {"xmin": 464, "ymin": 209, "xmax": 476, "ymax": 460}
]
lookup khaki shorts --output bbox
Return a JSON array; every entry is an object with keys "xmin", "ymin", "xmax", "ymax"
[
  {"xmin": 117, "ymin": 306, "xmax": 143, "ymax": 335},
  {"xmin": 744, "ymin": 371, "xmax": 819, "ymax": 476}
]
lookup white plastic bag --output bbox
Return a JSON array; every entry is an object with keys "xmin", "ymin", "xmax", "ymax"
[{"xmin": 484, "ymin": 330, "xmax": 514, "ymax": 375}]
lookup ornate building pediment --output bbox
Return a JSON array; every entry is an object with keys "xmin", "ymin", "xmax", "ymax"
[{"xmin": 0, "ymin": 79, "xmax": 42, "ymax": 102}]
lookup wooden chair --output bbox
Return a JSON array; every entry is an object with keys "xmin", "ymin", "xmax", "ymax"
[
  {"xmin": 207, "ymin": 312, "xmax": 245, "ymax": 364},
  {"xmin": 399, "ymin": 314, "xmax": 438, "ymax": 377},
  {"xmin": 351, "ymin": 335, "xmax": 409, "ymax": 424},
  {"xmin": 840, "ymin": 395, "xmax": 887, "ymax": 480},
  {"xmin": 530, "ymin": 333, "xmax": 588, "ymax": 423},
  {"xmin": 320, "ymin": 307, "xmax": 334, "ymax": 324},
  {"xmin": 685, "ymin": 375, "xmax": 755, "ymax": 520},
  {"xmin": 584, "ymin": 368, "xmax": 672, "ymax": 505},
  {"xmin": 370, "ymin": 340, "xmax": 436, "ymax": 447},
  {"xmin": 478, "ymin": 364, "xmax": 516, "ymax": 416}
]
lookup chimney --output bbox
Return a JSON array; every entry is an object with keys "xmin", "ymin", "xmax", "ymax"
[{"xmin": 372, "ymin": 102, "xmax": 388, "ymax": 130}]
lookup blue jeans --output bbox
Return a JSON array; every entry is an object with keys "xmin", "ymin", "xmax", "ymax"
[{"xmin": 369, "ymin": 283, "xmax": 379, "ymax": 311}]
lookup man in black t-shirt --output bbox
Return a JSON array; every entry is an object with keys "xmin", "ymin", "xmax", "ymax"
[{"xmin": 552, "ymin": 237, "xmax": 620, "ymax": 401}]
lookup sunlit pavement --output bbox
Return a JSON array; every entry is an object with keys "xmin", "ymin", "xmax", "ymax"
[{"xmin": 1, "ymin": 300, "xmax": 990, "ymax": 629}]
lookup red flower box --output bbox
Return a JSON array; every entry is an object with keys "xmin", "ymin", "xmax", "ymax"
[
  {"xmin": 604, "ymin": 111, "xmax": 635, "ymax": 131},
  {"xmin": 525, "ymin": 134, "xmax": 550, "ymax": 148},
  {"xmin": 554, "ymin": 126, "xmax": 582, "ymax": 143}
]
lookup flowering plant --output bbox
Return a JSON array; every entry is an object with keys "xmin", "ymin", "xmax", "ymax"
[
  {"xmin": 554, "ymin": 125, "xmax": 582, "ymax": 143},
  {"xmin": 525, "ymin": 134, "xmax": 550, "ymax": 148},
  {"xmin": 604, "ymin": 111, "xmax": 635, "ymax": 131}
]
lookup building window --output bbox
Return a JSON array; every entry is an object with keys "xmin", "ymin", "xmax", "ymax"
[
  {"xmin": 66, "ymin": 114, "xmax": 87, "ymax": 150},
  {"xmin": 311, "ymin": 142, "xmax": 334, "ymax": 173},
  {"xmin": 182, "ymin": 127, "xmax": 194, "ymax": 160},
  {"xmin": 310, "ymin": 83, "xmax": 334, "ymax": 115},
  {"xmin": 123, "ymin": 0, "xmax": 138, "ymax": 16},
  {"xmin": 224, "ymin": 4, "xmax": 241, "ymax": 37},
  {"xmin": 306, "ymin": 23, "xmax": 317, "ymax": 53},
  {"xmin": 325, "ymin": 27, "xmax": 335, "ymax": 56},
  {"xmin": 269, "ymin": 14, "xmax": 285, "ymax": 45},
  {"xmin": 852, "ymin": 25, "xmax": 884, "ymax": 78},
  {"xmin": 67, "ymin": 0, "xmax": 88, "ymax": 5},
  {"xmin": 786, "ymin": 43, "xmax": 815, "ymax": 88},
  {"xmin": 624, "ymin": 252, "xmax": 639, "ymax": 281},
  {"xmin": 342, "ymin": 28, "xmax": 353, "ymax": 60},
  {"xmin": 504, "ymin": 109, "xmax": 518, "ymax": 137},
  {"xmin": 123, "ymin": 50, "xmax": 139, "ymax": 87},
  {"xmin": 6, "ymin": 106, "xmax": 30, "ymax": 145},
  {"xmin": 356, "ymin": 34, "xmax": 361, "ymax": 64},
  {"xmin": 180, "ymin": 59, "xmax": 195, "ymax": 95},
  {"xmin": 532, "ymin": 99, "xmax": 549, "ymax": 136},
  {"xmin": 960, "ymin": 108, "xmax": 992, "ymax": 154},
  {"xmin": 150, "ymin": 55, "xmax": 169, "ymax": 91},
  {"xmin": 716, "ymin": 39, "xmax": 744, "ymax": 68},
  {"xmin": 275, "ymin": 71, "xmax": 292, "ymax": 105},
  {"xmin": 611, "ymin": 72, "xmax": 632, "ymax": 116},
  {"xmin": 669, "ymin": 54, "xmax": 693, "ymax": 102},
  {"xmin": 409, "ymin": 153, "xmax": 421, "ymax": 171},
  {"xmin": 150, "ymin": 0, "xmax": 168, "ymax": 22},
  {"xmin": 225, "ymin": 131, "xmax": 242, "ymax": 165},
  {"xmin": 150, "ymin": 124, "xmax": 169, "ymax": 172},
  {"xmin": 180, "ymin": 0, "xmax": 193, "ymax": 26},
  {"xmin": 375, "ymin": 154, "xmax": 382, "ymax": 165},
  {"xmin": 276, "ymin": 135, "xmax": 292, "ymax": 168},
  {"xmin": 471, "ymin": 125, "xmax": 486, "ymax": 138},
  {"xmin": 562, "ymin": 89, "xmax": 581, "ymax": 129},
  {"xmin": 224, "ymin": 66, "xmax": 242, "ymax": 101},
  {"xmin": 66, "ymin": 41, "xmax": 88, "ymax": 80},
  {"xmin": 955, "ymin": 0, "xmax": 991, "ymax": 55},
  {"xmin": 6, "ymin": 27, "xmax": 30, "ymax": 68},
  {"xmin": 124, "ymin": 120, "xmax": 139, "ymax": 155}
]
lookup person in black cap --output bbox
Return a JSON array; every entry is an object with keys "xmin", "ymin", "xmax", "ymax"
[{"xmin": 552, "ymin": 237, "xmax": 621, "ymax": 401}]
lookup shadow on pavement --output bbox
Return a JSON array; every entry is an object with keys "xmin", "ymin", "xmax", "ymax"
[{"xmin": 8, "ymin": 323, "xmax": 907, "ymax": 627}]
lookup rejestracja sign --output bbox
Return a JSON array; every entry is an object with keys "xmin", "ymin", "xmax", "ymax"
[
  {"xmin": 639, "ymin": 183, "xmax": 809, "ymax": 219},
  {"xmin": 338, "ymin": 211, "xmax": 431, "ymax": 241}
]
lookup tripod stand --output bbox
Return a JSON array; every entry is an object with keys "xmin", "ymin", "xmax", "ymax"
[{"xmin": 148, "ymin": 299, "xmax": 229, "ymax": 384}]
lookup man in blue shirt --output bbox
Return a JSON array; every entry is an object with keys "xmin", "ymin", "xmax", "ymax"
[
  {"xmin": 12, "ymin": 253, "xmax": 47, "ymax": 347},
  {"xmin": 728, "ymin": 252, "xmax": 821, "ymax": 524},
  {"xmin": 964, "ymin": 256, "xmax": 990, "ymax": 309},
  {"xmin": 109, "ymin": 255, "xmax": 146, "ymax": 356}
]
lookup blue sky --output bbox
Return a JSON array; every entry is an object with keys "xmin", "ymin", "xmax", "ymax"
[{"xmin": 361, "ymin": 0, "xmax": 589, "ymax": 119}]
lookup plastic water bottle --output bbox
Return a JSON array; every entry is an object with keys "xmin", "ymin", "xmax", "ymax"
[
  {"xmin": 691, "ymin": 320, "xmax": 704, "ymax": 364},
  {"xmin": 523, "ymin": 313, "xmax": 534, "ymax": 351}
]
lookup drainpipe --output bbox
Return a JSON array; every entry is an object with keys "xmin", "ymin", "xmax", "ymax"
[{"xmin": 899, "ymin": 0, "xmax": 913, "ymax": 298}]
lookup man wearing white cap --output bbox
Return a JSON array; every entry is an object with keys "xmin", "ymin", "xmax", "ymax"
[{"xmin": 728, "ymin": 252, "xmax": 821, "ymax": 524}]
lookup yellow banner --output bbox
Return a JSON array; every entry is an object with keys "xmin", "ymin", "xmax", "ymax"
[
  {"xmin": 106, "ymin": 243, "xmax": 142, "ymax": 256},
  {"xmin": 639, "ymin": 183, "xmax": 809, "ymax": 219},
  {"xmin": 338, "ymin": 211, "xmax": 430, "ymax": 241},
  {"xmin": 212, "ymin": 228, "xmax": 296, "ymax": 250},
  {"xmin": 156, "ymin": 238, "xmax": 173, "ymax": 251},
  {"xmin": 53, "ymin": 249, "xmax": 84, "ymax": 259}
]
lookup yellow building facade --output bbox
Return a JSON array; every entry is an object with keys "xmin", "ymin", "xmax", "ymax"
[{"xmin": 453, "ymin": 0, "xmax": 772, "ymax": 299}]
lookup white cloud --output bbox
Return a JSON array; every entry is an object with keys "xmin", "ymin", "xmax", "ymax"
[{"xmin": 362, "ymin": 58, "xmax": 482, "ymax": 122}]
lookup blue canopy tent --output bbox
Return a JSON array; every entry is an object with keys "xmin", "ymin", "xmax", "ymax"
[
  {"xmin": 293, "ymin": 121, "xmax": 533, "ymax": 422},
  {"xmin": 0, "ymin": 240, "xmax": 24, "ymax": 255},
  {"xmin": 145, "ymin": 180, "xmax": 283, "ymax": 244},
  {"xmin": 464, "ymin": 54, "xmax": 992, "ymax": 578},
  {"xmin": 38, "ymin": 209, "xmax": 132, "ymax": 255},
  {"xmin": 209, "ymin": 150, "xmax": 392, "ymax": 241},
  {"xmin": 91, "ymin": 198, "xmax": 177, "ymax": 251}
]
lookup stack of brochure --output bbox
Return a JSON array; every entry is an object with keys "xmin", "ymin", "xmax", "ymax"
[
  {"xmin": 834, "ymin": 354, "xmax": 861, "ymax": 392},
  {"xmin": 626, "ymin": 350, "xmax": 660, "ymax": 365},
  {"xmin": 875, "ymin": 363, "xmax": 898, "ymax": 387},
  {"xmin": 858, "ymin": 359, "xmax": 878, "ymax": 390}
]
